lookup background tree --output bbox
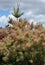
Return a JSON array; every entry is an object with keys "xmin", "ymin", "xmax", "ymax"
[
  {"xmin": 12, "ymin": 1, "xmax": 24, "ymax": 21},
  {"xmin": 8, "ymin": 18, "xmax": 12, "ymax": 24}
]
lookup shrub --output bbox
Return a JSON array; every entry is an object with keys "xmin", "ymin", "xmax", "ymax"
[{"xmin": 0, "ymin": 19, "xmax": 45, "ymax": 65}]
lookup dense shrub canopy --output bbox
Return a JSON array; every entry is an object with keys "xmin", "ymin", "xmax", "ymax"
[{"xmin": 0, "ymin": 18, "xmax": 45, "ymax": 65}]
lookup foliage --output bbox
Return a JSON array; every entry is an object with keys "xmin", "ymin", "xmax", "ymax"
[
  {"xmin": 12, "ymin": 7, "xmax": 23, "ymax": 20},
  {"xmin": 0, "ymin": 18, "xmax": 45, "ymax": 65},
  {"xmin": 8, "ymin": 18, "xmax": 12, "ymax": 24}
]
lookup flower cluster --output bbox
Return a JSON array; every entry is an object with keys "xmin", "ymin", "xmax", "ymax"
[{"xmin": 0, "ymin": 19, "xmax": 45, "ymax": 65}]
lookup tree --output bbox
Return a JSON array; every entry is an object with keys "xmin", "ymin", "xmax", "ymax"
[
  {"xmin": 12, "ymin": 3, "xmax": 24, "ymax": 21},
  {"xmin": 8, "ymin": 18, "xmax": 12, "ymax": 24}
]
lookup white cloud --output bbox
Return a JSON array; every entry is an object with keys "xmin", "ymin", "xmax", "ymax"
[
  {"xmin": 0, "ymin": 14, "xmax": 17, "ymax": 27},
  {"xmin": 0, "ymin": 0, "xmax": 25, "ymax": 10},
  {"xmin": 24, "ymin": 11, "xmax": 32, "ymax": 16},
  {"xmin": 35, "ymin": 14, "xmax": 45, "ymax": 19},
  {"xmin": 0, "ymin": 16, "xmax": 8, "ymax": 27},
  {"xmin": 40, "ymin": 0, "xmax": 45, "ymax": 3},
  {"xmin": 0, "ymin": 13, "xmax": 45, "ymax": 27},
  {"xmin": 29, "ymin": 19, "xmax": 37, "ymax": 25},
  {"xmin": 21, "ymin": 11, "xmax": 33, "ymax": 18},
  {"xmin": 28, "ymin": 14, "xmax": 45, "ymax": 26},
  {"xmin": 34, "ymin": 14, "xmax": 45, "ymax": 24},
  {"xmin": 8, "ymin": 14, "xmax": 17, "ymax": 21}
]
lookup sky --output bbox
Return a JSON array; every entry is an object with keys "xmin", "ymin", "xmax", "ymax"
[{"xmin": 0, "ymin": 0, "xmax": 45, "ymax": 27}]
